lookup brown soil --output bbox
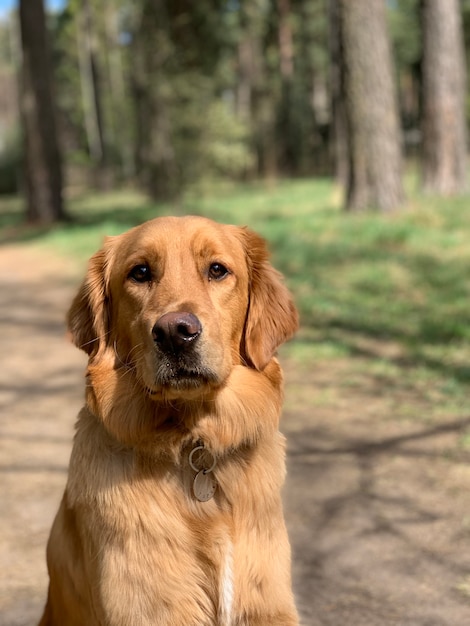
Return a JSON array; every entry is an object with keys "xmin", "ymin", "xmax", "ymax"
[{"xmin": 1, "ymin": 245, "xmax": 469, "ymax": 626}]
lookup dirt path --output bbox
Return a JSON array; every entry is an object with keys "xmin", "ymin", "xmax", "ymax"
[
  {"xmin": 0, "ymin": 246, "xmax": 86, "ymax": 625},
  {"xmin": 1, "ymin": 245, "xmax": 470, "ymax": 625}
]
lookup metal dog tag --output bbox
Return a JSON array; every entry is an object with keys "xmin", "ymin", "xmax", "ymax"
[{"xmin": 193, "ymin": 470, "xmax": 217, "ymax": 502}]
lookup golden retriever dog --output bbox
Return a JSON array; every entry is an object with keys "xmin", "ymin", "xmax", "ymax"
[{"xmin": 39, "ymin": 216, "xmax": 299, "ymax": 626}]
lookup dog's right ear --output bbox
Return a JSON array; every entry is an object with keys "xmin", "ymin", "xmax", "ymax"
[
  {"xmin": 237, "ymin": 227, "xmax": 298, "ymax": 371},
  {"xmin": 67, "ymin": 238, "xmax": 116, "ymax": 358}
]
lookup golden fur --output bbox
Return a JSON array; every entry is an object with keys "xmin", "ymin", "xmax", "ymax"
[{"xmin": 39, "ymin": 216, "xmax": 299, "ymax": 625}]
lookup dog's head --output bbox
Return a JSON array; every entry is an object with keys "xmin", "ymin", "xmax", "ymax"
[{"xmin": 68, "ymin": 216, "xmax": 298, "ymax": 401}]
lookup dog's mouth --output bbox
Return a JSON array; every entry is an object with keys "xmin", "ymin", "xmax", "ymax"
[{"xmin": 144, "ymin": 353, "xmax": 220, "ymax": 397}]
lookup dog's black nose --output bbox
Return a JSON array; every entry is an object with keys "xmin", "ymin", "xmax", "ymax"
[{"xmin": 152, "ymin": 312, "xmax": 202, "ymax": 353}]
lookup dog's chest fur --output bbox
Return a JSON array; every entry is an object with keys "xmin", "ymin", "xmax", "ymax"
[{"xmin": 63, "ymin": 409, "xmax": 283, "ymax": 625}]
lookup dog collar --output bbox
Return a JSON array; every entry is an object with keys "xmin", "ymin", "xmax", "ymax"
[{"xmin": 189, "ymin": 444, "xmax": 217, "ymax": 502}]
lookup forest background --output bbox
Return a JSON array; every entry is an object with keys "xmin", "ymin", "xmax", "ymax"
[
  {"xmin": 2, "ymin": 0, "xmax": 470, "ymax": 220},
  {"xmin": 3, "ymin": 2, "xmax": 470, "ymax": 624}
]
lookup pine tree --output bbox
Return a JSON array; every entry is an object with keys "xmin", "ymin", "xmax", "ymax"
[
  {"xmin": 19, "ymin": 0, "xmax": 65, "ymax": 223},
  {"xmin": 421, "ymin": 0, "xmax": 467, "ymax": 195},
  {"xmin": 338, "ymin": 0, "xmax": 405, "ymax": 212}
]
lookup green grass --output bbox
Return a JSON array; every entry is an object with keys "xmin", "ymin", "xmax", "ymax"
[{"xmin": 1, "ymin": 177, "xmax": 470, "ymax": 419}]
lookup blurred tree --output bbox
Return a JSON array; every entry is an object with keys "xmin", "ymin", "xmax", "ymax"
[
  {"xmin": 461, "ymin": 1, "xmax": 470, "ymax": 72},
  {"xmin": 19, "ymin": 0, "xmax": 66, "ymax": 223},
  {"xmin": 329, "ymin": 0, "xmax": 347, "ymax": 185},
  {"xmin": 421, "ymin": 0, "xmax": 467, "ymax": 195},
  {"xmin": 0, "ymin": 15, "xmax": 21, "ymax": 194},
  {"xmin": 388, "ymin": 0, "xmax": 422, "ymax": 156},
  {"xmin": 102, "ymin": 0, "xmax": 135, "ymax": 179},
  {"xmin": 131, "ymin": 0, "xmax": 255, "ymax": 198},
  {"xmin": 239, "ymin": 0, "xmax": 279, "ymax": 178},
  {"xmin": 280, "ymin": 0, "xmax": 330, "ymax": 176},
  {"xmin": 52, "ymin": 5, "xmax": 86, "ymax": 169},
  {"xmin": 132, "ymin": 0, "xmax": 177, "ymax": 199},
  {"xmin": 337, "ymin": 0, "xmax": 404, "ymax": 212},
  {"xmin": 28, "ymin": 0, "xmax": 470, "ymax": 201},
  {"xmin": 45, "ymin": 0, "xmax": 335, "ymax": 193},
  {"xmin": 51, "ymin": 0, "xmax": 134, "ymax": 188},
  {"xmin": 76, "ymin": 0, "xmax": 106, "ymax": 172},
  {"xmin": 236, "ymin": 0, "xmax": 329, "ymax": 179}
]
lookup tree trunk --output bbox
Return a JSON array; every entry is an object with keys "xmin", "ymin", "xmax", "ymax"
[
  {"xmin": 236, "ymin": 2, "xmax": 279, "ymax": 179},
  {"xmin": 277, "ymin": 0, "xmax": 296, "ymax": 175},
  {"xmin": 329, "ymin": 0, "xmax": 348, "ymax": 187},
  {"xmin": 104, "ymin": 0, "xmax": 134, "ymax": 179},
  {"xmin": 421, "ymin": 0, "xmax": 467, "ymax": 195},
  {"xmin": 278, "ymin": 0, "xmax": 294, "ymax": 81},
  {"xmin": 339, "ymin": 0, "xmax": 405, "ymax": 212},
  {"xmin": 236, "ymin": 34, "xmax": 254, "ymax": 125},
  {"xmin": 132, "ymin": 0, "xmax": 178, "ymax": 200},
  {"xmin": 76, "ymin": 5, "xmax": 102, "ymax": 165},
  {"xmin": 19, "ymin": 0, "xmax": 65, "ymax": 224}
]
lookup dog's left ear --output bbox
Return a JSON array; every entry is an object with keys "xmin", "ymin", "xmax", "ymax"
[
  {"xmin": 239, "ymin": 228, "xmax": 299, "ymax": 371},
  {"xmin": 67, "ymin": 237, "xmax": 116, "ymax": 358}
]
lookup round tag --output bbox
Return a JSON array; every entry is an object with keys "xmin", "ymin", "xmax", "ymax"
[{"xmin": 193, "ymin": 470, "xmax": 217, "ymax": 502}]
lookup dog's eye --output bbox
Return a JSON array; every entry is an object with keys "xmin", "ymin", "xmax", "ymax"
[
  {"xmin": 128, "ymin": 264, "xmax": 152, "ymax": 283},
  {"xmin": 208, "ymin": 263, "xmax": 230, "ymax": 281}
]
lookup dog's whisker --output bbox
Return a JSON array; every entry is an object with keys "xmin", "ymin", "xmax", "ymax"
[{"xmin": 77, "ymin": 330, "xmax": 112, "ymax": 351}]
